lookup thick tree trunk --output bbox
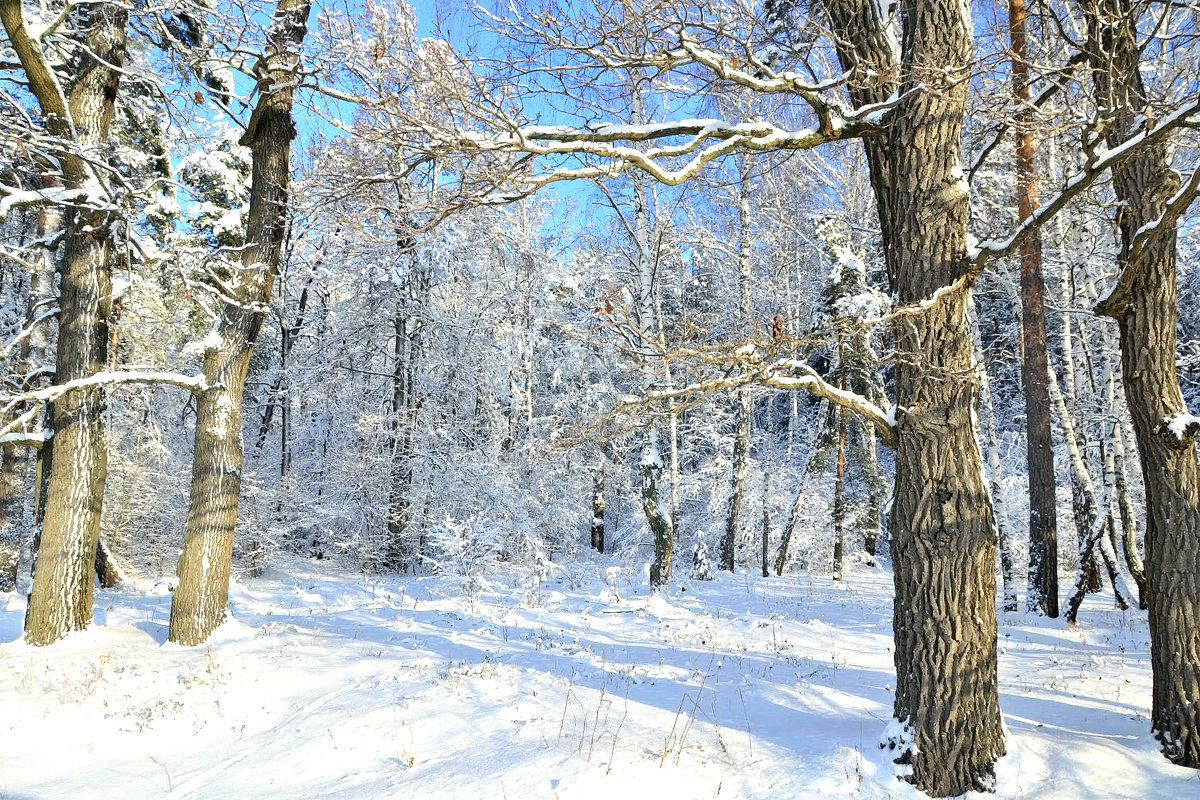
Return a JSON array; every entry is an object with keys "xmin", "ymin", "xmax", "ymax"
[
  {"xmin": 6, "ymin": 1, "xmax": 127, "ymax": 644},
  {"xmin": 877, "ymin": 19, "xmax": 1004, "ymax": 799},
  {"xmin": 170, "ymin": 0, "xmax": 312, "ymax": 645},
  {"xmin": 95, "ymin": 536, "xmax": 128, "ymax": 589},
  {"xmin": 823, "ymin": 1, "xmax": 1005, "ymax": 788},
  {"xmin": 1085, "ymin": 0, "xmax": 1200, "ymax": 764},
  {"xmin": 1009, "ymin": 0, "xmax": 1059, "ymax": 618}
]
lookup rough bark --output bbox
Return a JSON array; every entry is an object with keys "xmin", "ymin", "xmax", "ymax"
[
  {"xmin": 170, "ymin": 0, "xmax": 312, "ymax": 645},
  {"xmin": 822, "ymin": 0, "xmax": 1007, "ymax": 789},
  {"xmin": 5, "ymin": 0, "xmax": 127, "ymax": 645},
  {"xmin": 1009, "ymin": 0, "xmax": 1059, "ymax": 618},
  {"xmin": 1085, "ymin": 0, "xmax": 1200, "ymax": 764}
]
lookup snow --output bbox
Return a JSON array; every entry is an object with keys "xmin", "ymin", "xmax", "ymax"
[
  {"xmin": 1164, "ymin": 412, "xmax": 1200, "ymax": 442},
  {"xmin": 1, "ymin": 562, "xmax": 1192, "ymax": 799}
]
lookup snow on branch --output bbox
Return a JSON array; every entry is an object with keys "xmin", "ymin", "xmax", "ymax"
[
  {"xmin": 0, "ymin": 305, "xmax": 58, "ymax": 363},
  {"xmin": 1160, "ymin": 412, "xmax": 1200, "ymax": 449},
  {"xmin": 971, "ymin": 95, "xmax": 1200, "ymax": 273},
  {"xmin": 0, "ymin": 371, "xmax": 207, "ymax": 443},
  {"xmin": 449, "ymin": 113, "xmax": 882, "ymax": 188},
  {"xmin": 631, "ymin": 349, "xmax": 898, "ymax": 449}
]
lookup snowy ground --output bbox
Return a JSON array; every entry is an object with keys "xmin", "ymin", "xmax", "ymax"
[{"xmin": 1, "ymin": 561, "xmax": 1195, "ymax": 799}]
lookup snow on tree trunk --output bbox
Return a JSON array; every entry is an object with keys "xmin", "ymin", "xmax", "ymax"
[
  {"xmin": 7, "ymin": 0, "xmax": 127, "ymax": 645},
  {"xmin": 1086, "ymin": 0, "xmax": 1200, "ymax": 763},
  {"xmin": 974, "ymin": 314, "xmax": 1018, "ymax": 613},
  {"xmin": 170, "ymin": 0, "xmax": 312, "ymax": 646},
  {"xmin": 720, "ymin": 389, "xmax": 751, "ymax": 573},
  {"xmin": 720, "ymin": 160, "xmax": 755, "ymax": 573},
  {"xmin": 590, "ymin": 458, "xmax": 605, "ymax": 554}
]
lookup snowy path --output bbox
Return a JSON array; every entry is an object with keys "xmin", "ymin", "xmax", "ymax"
[{"xmin": 0, "ymin": 564, "xmax": 1193, "ymax": 799}]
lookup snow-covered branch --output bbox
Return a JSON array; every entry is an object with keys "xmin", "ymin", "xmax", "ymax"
[
  {"xmin": 0, "ymin": 371, "xmax": 207, "ymax": 442},
  {"xmin": 971, "ymin": 95, "xmax": 1200, "ymax": 272},
  {"xmin": 637, "ymin": 352, "xmax": 898, "ymax": 449}
]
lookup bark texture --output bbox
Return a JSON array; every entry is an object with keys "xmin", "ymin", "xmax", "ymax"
[
  {"xmin": 3, "ymin": 0, "xmax": 127, "ymax": 644},
  {"xmin": 170, "ymin": 0, "xmax": 312, "ymax": 645},
  {"xmin": 823, "ymin": 0, "xmax": 1006, "ymax": 792},
  {"xmin": 1087, "ymin": 0, "xmax": 1200, "ymax": 764}
]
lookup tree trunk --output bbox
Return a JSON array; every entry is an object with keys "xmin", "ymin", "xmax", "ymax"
[
  {"xmin": 95, "ymin": 536, "xmax": 128, "ymax": 589},
  {"xmin": 1085, "ymin": 0, "xmax": 1200, "ymax": 763},
  {"xmin": 821, "ymin": 3, "xmax": 1007, "ymax": 786},
  {"xmin": 720, "ymin": 161, "xmax": 755, "ymax": 573},
  {"xmin": 832, "ymin": 402, "xmax": 845, "ymax": 582},
  {"xmin": 857, "ymin": 421, "xmax": 886, "ymax": 558},
  {"xmin": 0, "ymin": 442, "xmax": 20, "ymax": 592},
  {"xmin": 6, "ymin": 0, "xmax": 127, "ymax": 645},
  {"xmin": 643, "ymin": 427, "xmax": 673, "ymax": 586},
  {"xmin": 590, "ymin": 458, "xmax": 605, "ymax": 553},
  {"xmin": 873, "ymin": 16, "xmax": 1004, "ymax": 797},
  {"xmin": 974, "ymin": 316, "xmax": 1019, "ymax": 613},
  {"xmin": 774, "ymin": 403, "xmax": 832, "ymax": 576},
  {"xmin": 1009, "ymin": 0, "xmax": 1059, "ymax": 618},
  {"xmin": 170, "ymin": 0, "xmax": 312, "ymax": 645},
  {"xmin": 721, "ymin": 390, "xmax": 751, "ymax": 572}
]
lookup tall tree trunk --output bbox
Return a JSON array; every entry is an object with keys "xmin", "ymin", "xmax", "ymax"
[
  {"xmin": 1086, "ymin": 0, "xmax": 1200, "ymax": 764},
  {"xmin": 720, "ymin": 161, "xmax": 754, "ymax": 573},
  {"xmin": 590, "ymin": 457, "xmax": 605, "ymax": 553},
  {"xmin": 821, "ymin": 2, "xmax": 1006, "ymax": 789},
  {"xmin": 832, "ymin": 402, "xmax": 846, "ymax": 583},
  {"xmin": 974, "ymin": 316, "xmax": 1019, "ymax": 612},
  {"xmin": 0, "ymin": 442, "xmax": 20, "ymax": 591},
  {"xmin": 3, "ymin": 0, "xmax": 127, "ymax": 644},
  {"xmin": 1009, "ymin": 0, "xmax": 1059, "ymax": 618},
  {"xmin": 170, "ymin": 0, "xmax": 312, "ymax": 645}
]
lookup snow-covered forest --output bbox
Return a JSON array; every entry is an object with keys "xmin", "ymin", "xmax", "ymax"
[{"xmin": 1, "ymin": 0, "xmax": 1199, "ymax": 796}]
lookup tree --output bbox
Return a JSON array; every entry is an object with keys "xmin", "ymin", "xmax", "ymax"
[
  {"xmin": 2, "ymin": 0, "xmax": 128, "ymax": 644},
  {"xmin": 169, "ymin": 0, "xmax": 313, "ymax": 645},
  {"xmin": 1084, "ymin": 0, "xmax": 1200, "ymax": 765},
  {"xmin": 374, "ymin": 0, "xmax": 1195, "ymax": 789},
  {"xmin": 1008, "ymin": 0, "xmax": 1059, "ymax": 618}
]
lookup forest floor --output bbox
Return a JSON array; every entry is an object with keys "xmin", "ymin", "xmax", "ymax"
[{"xmin": 1, "ymin": 558, "xmax": 1196, "ymax": 799}]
